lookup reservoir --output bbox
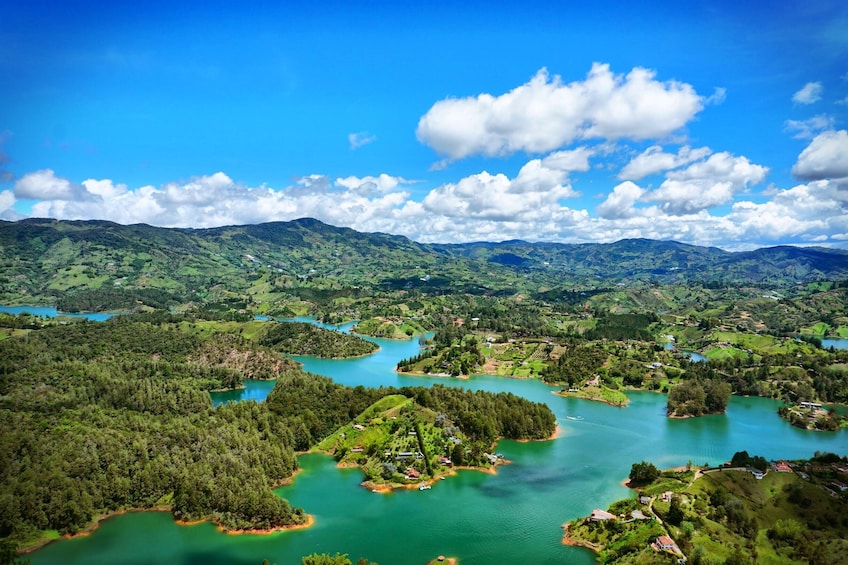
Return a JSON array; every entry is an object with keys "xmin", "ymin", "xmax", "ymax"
[{"xmin": 27, "ymin": 324, "xmax": 848, "ymax": 565}]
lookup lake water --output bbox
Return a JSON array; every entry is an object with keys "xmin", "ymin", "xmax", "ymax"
[
  {"xmin": 0, "ymin": 305, "xmax": 117, "ymax": 321},
  {"xmin": 28, "ymin": 321, "xmax": 848, "ymax": 565},
  {"xmin": 823, "ymin": 338, "xmax": 848, "ymax": 350}
]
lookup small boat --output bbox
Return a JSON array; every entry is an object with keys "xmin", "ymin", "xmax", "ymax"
[
  {"xmin": 419, "ymin": 483, "xmax": 431, "ymax": 491},
  {"xmin": 566, "ymin": 416, "xmax": 584, "ymax": 421}
]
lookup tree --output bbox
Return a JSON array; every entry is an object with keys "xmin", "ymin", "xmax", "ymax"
[
  {"xmin": 667, "ymin": 494, "xmax": 684, "ymax": 526},
  {"xmin": 302, "ymin": 553, "xmax": 352, "ymax": 565},
  {"xmin": 628, "ymin": 461, "xmax": 659, "ymax": 485}
]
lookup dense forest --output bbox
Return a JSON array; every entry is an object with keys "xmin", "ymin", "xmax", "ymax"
[
  {"xmin": 259, "ymin": 321, "xmax": 378, "ymax": 358},
  {"xmin": 0, "ymin": 316, "xmax": 555, "ymax": 552}
]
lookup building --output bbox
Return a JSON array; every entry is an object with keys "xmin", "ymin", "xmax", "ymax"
[{"xmin": 588, "ymin": 509, "xmax": 616, "ymax": 522}]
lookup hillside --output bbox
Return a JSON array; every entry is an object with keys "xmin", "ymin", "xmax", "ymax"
[
  {"xmin": 2, "ymin": 219, "xmax": 848, "ymax": 309},
  {"xmin": 565, "ymin": 454, "xmax": 848, "ymax": 564}
]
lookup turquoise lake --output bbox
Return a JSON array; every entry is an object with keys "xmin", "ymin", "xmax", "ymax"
[{"xmin": 26, "ymin": 321, "xmax": 848, "ymax": 565}]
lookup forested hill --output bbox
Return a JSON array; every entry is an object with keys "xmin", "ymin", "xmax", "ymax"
[
  {"xmin": 432, "ymin": 238, "xmax": 848, "ymax": 284},
  {"xmin": 2, "ymin": 218, "xmax": 848, "ymax": 306}
]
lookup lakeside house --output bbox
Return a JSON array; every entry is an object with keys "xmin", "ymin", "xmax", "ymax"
[
  {"xmin": 588, "ymin": 509, "xmax": 616, "ymax": 522},
  {"xmin": 639, "ymin": 495, "xmax": 651, "ymax": 505},
  {"xmin": 799, "ymin": 401, "xmax": 823, "ymax": 410},
  {"xmin": 653, "ymin": 535, "xmax": 683, "ymax": 556},
  {"xmin": 406, "ymin": 468, "xmax": 420, "ymax": 480},
  {"xmin": 773, "ymin": 460, "xmax": 793, "ymax": 473}
]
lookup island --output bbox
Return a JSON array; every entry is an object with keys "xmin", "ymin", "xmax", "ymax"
[{"xmin": 312, "ymin": 390, "xmax": 556, "ymax": 490}]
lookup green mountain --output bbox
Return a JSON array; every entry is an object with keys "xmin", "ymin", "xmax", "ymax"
[{"xmin": 2, "ymin": 218, "xmax": 847, "ymax": 308}]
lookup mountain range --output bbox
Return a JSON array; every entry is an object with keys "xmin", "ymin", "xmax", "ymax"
[{"xmin": 2, "ymin": 218, "xmax": 847, "ymax": 307}]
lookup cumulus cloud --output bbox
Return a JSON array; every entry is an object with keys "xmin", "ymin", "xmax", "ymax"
[
  {"xmin": 618, "ymin": 145, "xmax": 712, "ymax": 180},
  {"xmin": 540, "ymin": 147, "xmax": 594, "ymax": 172},
  {"xmin": 416, "ymin": 63, "xmax": 704, "ymax": 161},
  {"xmin": 596, "ymin": 181, "xmax": 646, "ymax": 219},
  {"xmin": 420, "ymin": 158, "xmax": 579, "ymax": 221},
  {"xmin": 0, "ymin": 189, "xmax": 16, "ymax": 218},
  {"xmin": 10, "ymin": 161, "xmax": 847, "ymax": 250},
  {"xmin": 335, "ymin": 174, "xmax": 411, "ymax": 195},
  {"xmin": 792, "ymin": 130, "xmax": 848, "ymax": 180},
  {"xmin": 784, "ymin": 115, "xmax": 835, "ymax": 139},
  {"xmin": 14, "ymin": 169, "xmax": 77, "ymax": 199},
  {"xmin": 792, "ymin": 82, "xmax": 823, "ymax": 104},
  {"xmin": 348, "ymin": 131, "xmax": 376, "ymax": 150},
  {"xmin": 643, "ymin": 152, "xmax": 768, "ymax": 214},
  {"xmin": 24, "ymin": 171, "xmax": 413, "ymax": 233}
]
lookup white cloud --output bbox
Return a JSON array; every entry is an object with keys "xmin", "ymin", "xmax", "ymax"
[
  {"xmin": 784, "ymin": 115, "xmax": 835, "ymax": 139},
  {"xmin": 23, "ymin": 171, "xmax": 416, "ymax": 236},
  {"xmin": 14, "ymin": 169, "xmax": 76, "ymax": 199},
  {"xmin": 792, "ymin": 130, "xmax": 848, "ymax": 180},
  {"xmin": 0, "ymin": 189, "xmax": 15, "ymax": 218},
  {"xmin": 596, "ymin": 181, "xmax": 645, "ymax": 219},
  {"xmin": 416, "ymin": 63, "xmax": 704, "ymax": 161},
  {"xmin": 335, "ymin": 174, "xmax": 411, "ymax": 195},
  {"xmin": 540, "ymin": 147, "xmax": 594, "ymax": 172},
  {"xmin": 420, "ymin": 158, "xmax": 578, "ymax": 221},
  {"xmin": 792, "ymin": 82, "xmax": 823, "ymax": 104},
  {"xmin": 705, "ymin": 87, "xmax": 727, "ymax": 105},
  {"xmin": 348, "ymin": 131, "xmax": 376, "ymax": 150},
  {"xmin": 642, "ymin": 152, "xmax": 768, "ymax": 215},
  {"xmin": 618, "ymin": 145, "xmax": 712, "ymax": 180},
  {"xmin": 11, "ymin": 162, "xmax": 847, "ymax": 251}
]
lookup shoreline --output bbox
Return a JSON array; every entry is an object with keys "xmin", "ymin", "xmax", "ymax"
[
  {"xmin": 516, "ymin": 424, "xmax": 561, "ymax": 442},
  {"xmin": 560, "ymin": 523, "xmax": 601, "ymax": 551},
  {"xmin": 360, "ymin": 461, "xmax": 506, "ymax": 493},
  {"xmin": 551, "ymin": 389, "xmax": 630, "ymax": 408},
  {"xmin": 21, "ymin": 468, "xmax": 311, "ymax": 555},
  {"xmin": 22, "ymin": 508, "xmax": 316, "ymax": 554}
]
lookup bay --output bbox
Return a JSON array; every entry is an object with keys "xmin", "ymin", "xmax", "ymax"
[
  {"xmin": 0, "ymin": 305, "xmax": 117, "ymax": 321},
  {"xmin": 29, "ymin": 321, "xmax": 848, "ymax": 565}
]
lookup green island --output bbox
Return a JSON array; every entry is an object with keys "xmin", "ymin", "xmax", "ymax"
[
  {"xmin": 313, "ymin": 388, "xmax": 556, "ymax": 491},
  {"xmin": 563, "ymin": 452, "xmax": 848, "ymax": 564},
  {"xmin": 1, "ymin": 219, "xmax": 847, "ymax": 562}
]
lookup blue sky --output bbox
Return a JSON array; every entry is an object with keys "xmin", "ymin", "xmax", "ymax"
[{"xmin": 1, "ymin": 0, "xmax": 847, "ymax": 249}]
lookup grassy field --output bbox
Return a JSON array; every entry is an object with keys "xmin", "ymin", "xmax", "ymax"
[{"xmin": 556, "ymin": 385, "xmax": 630, "ymax": 407}]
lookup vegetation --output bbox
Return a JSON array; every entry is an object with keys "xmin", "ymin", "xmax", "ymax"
[
  {"xmin": 666, "ymin": 377, "xmax": 732, "ymax": 417},
  {"xmin": 629, "ymin": 461, "xmax": 660, "ymax": 486},
  {"xmin": 1, "ymin": 218, "xmax": 848, "ymax": 560},
  {"xmin": 258, "ymin": 321, "xmax": 378, "ymax": 358},
  {"xmin": 0, "ymin": 315, "xmax": 554, "ymax": 554},
  {"xmin": 566, "ymin": 454, "xmax": 848, "ymax": 564}
]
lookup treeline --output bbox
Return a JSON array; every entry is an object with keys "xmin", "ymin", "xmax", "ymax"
[
  {"xmin": 584, "ymin": 313, "xmax": 657, "ymax": 341},
  {"xmin": 667, "ymin": 376, "xmax": 732, "ymax": 417},
  {"xmin": 541, "ymin": 341, "xmax": 607, "ymax": 386},
  {"xmin": 0, "ymin": 326, "xmax": 305, "ymax": 543},
  {"xmin": 259, "ymin": 321, "xmax": 378, "ymax": 358},
  {"xmin": 397, "ymin": 325, "xmax": 483, "ymax": 376},
  {"xmin": 54, "ymin": 287, "xmax": 187, "ymax": 312},
  {"xmin": 264, "ymin": 374, "xmax": 556, "ymax": 449},
  {"xmin": 405, "ymin": 384, "xmax": 556, "ymax": 442}
]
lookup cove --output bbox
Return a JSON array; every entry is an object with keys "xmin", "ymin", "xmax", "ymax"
[
  {"xmin": 0, "ymin": 305, "xmax": 118, "ymax": 321},
  {"xmin": 30, "ymin": 325, "xmax": 847, "ymax": 565}
]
